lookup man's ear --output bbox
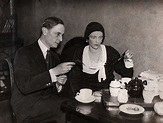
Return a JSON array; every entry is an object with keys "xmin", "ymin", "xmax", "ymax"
[{"xmin": 42, "ymin": 27, "xmax": 48, "ymax": 35}]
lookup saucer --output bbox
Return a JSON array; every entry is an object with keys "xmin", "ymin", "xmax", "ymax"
[
  {"xmin": 119, "ymin": 104, "xmax": 145, "ymax": 115},
  {"xmin": 75, "ymin": 95, "xmax": 95, "ymax": 103}
]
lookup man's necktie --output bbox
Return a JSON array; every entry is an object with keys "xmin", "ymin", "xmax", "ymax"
[{"xmin": 45, "ymin": 50, "xmax": 51, "ymax": 69}]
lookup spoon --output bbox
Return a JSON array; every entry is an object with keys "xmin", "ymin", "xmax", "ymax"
[{"xmin": 111, "ymin": 50, "xmax": 127, "ymax": 65}]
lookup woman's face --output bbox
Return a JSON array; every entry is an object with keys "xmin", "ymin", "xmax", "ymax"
[{"xmin": 88, "ymin": 31, "xmax": 103, "ymax": 50}]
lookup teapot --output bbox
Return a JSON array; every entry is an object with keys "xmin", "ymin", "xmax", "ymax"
[{"xmin": 125, "ymin": 77, "xmax": 147, "ymax": 98}]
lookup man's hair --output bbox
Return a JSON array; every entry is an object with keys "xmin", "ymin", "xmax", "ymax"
[
  {"xmin": 40, "ymin": 17, "xmax": 64, "ymax": 36},
  {"xmin": 41, "ymin": 17, "xmax": 64, "ymax": 29}
]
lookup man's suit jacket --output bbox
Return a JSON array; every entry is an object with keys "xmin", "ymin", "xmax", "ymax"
[{"xmin": 11, "ymin": 41, "xmax": 70, "ymax": 122}]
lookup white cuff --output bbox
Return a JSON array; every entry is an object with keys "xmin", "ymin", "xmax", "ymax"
[
  {"xmin": 49, "ymin": 69, "xmax": 62, "ymax": 92},
  {"xmin": 124, "ymin": 59, "xmax": 134, "ymax": 68},
  {"xmin": 49, "ymin": 69, "xmax": 57, "ymax": 82}
]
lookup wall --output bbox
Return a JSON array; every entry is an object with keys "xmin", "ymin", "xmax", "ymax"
[{"xmin": 17, "ymin": 0, "xmax": 163, "ymax": 77}]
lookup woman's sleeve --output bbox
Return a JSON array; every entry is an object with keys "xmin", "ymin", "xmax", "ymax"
[
  {"xmin": 106, "ymin": 46, "xmax": 134, "ymax": 78},
  {"xmin": 114, "ymin": 59, "xmax": 134, "ymax": 78}
]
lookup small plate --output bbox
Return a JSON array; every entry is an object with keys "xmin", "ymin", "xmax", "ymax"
[
  {"xmin": 75, "ymin": 95, "xmax": 95, "ymax": 103},
  {"xmin": 119, "ymin": 104, "xmax": 145, "ymax": 115}
]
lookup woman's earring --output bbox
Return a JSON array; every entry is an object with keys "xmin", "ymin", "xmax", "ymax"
[{"xmin": 86, "ymin": 40, "xmax": 88, "ymax": 42}]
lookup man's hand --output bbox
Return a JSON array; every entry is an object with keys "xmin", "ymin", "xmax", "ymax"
[
  {"xmin": 56, "ymin": 75, "xmax": 67, "ymax": 85},
  {"xmin": 52, "ymin": 62, "xmax": 75, "ymax": 76}
]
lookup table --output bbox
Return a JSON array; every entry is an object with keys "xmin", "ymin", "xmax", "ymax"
[{"xmin": 61, "ymin": 95, "xmax": 163, "ymax": 123}]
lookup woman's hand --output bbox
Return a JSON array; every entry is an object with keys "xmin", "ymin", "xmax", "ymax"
[
  {"xmin": 124, "ymin": 50, "xmax": 133, "ymax": 60},
  {"xmin": 123, "ymin": 50, "xmax": 134, "ymax": 68}
]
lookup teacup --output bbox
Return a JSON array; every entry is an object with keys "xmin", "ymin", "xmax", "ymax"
[{"xmin": 76, "ymin": 88, "xmax": 92, "ymax": 100}]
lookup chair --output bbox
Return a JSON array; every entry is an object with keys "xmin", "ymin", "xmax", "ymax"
[
  {"xmin": 5, "ymin": 58, "xmax": 14, "ymax": 94},
  {"xmin": 5, "ymin": 58, "xmax": 17, "ymax": 123}
]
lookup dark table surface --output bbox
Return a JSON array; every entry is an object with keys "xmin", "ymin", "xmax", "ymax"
[{"xmin": 61, "ymin": 95, "xmax": 163, "ymax": 123}]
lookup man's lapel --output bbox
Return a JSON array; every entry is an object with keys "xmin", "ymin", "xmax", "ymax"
[
  {"xmin": 49, "ymin": 49, "xmax": 60, "ymax": 68},
  {"xmin": 31, "ymin": 42, "xmax": 61, "ymax": 70},
  {"xmin": 31, "ymin": 42, "xmax": 47, "ymax": 70}
]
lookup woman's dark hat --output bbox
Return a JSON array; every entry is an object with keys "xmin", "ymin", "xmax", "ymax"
[{"xmin": 84, "ymin": 22, "xmax": 105, "ymax": 42}]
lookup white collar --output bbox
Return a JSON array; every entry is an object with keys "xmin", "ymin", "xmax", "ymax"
[{"xmin": 38, "ymin": 39, "xmax": 49, "ymax": 58}]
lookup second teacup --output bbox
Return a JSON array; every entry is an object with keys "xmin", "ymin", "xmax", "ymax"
[{"xmin": 76, "ymin": 88, "xmax": 92, "ymax": 99}]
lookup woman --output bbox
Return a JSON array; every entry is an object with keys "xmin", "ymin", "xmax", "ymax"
[{"xmin": 61, "ymin": 22, "xmax": 133, "ymax": 95}]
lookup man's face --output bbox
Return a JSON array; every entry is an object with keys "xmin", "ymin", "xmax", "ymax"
[
  {"xmin": 88, "ymin": 31, "xmax": 103, "ymax": 50},
  {"xmin": 43, "ymin": 24, "xmax": 65, "ymax": 48}
]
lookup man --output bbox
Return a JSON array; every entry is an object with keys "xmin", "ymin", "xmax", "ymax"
[{"xmin": 11, "ymin": 17, "xmax": 75, "ymax": 123}]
